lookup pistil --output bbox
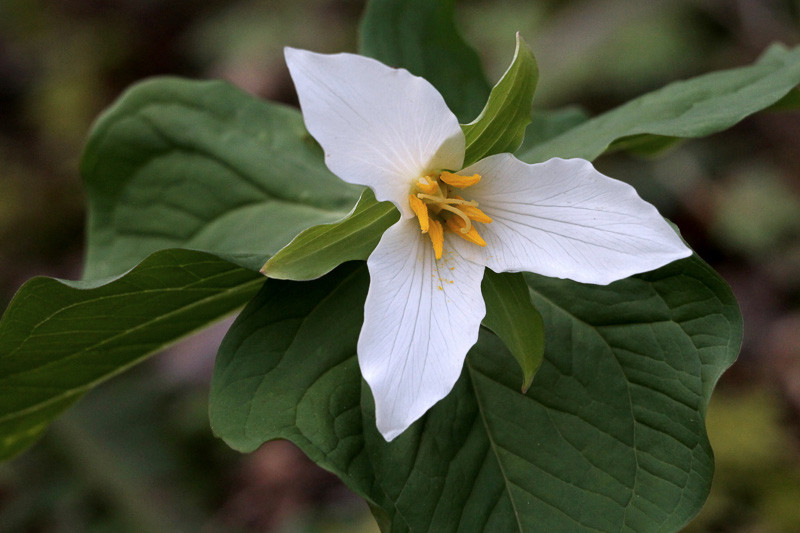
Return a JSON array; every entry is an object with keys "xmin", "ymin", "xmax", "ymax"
[{"xmin": 436, "ymin": 203, "xmax": 474, "ymax": 233}]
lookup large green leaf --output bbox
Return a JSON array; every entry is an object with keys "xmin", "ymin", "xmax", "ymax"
[
  {"xmin": 211, "ymin": 254, "xmax": 741, "ymax": 531},
  {"xmin": 359, "ymin": 0, "xmax": 490, "ymax": 122},
  {"xmin": 0, "ymin": 77, "xmax": 366, "ymax": 460},
  {"xmin": 520, "ymin": 43, "xmax": 800, "ymax": 163},
  {"xmin": 462, "ymin": 33, "xmax": 538, "ymax": 167},
  {"xmin": 0, "ymin": 249, "xmax": 263, "ymax": 460},
  {"xmin": 262, "ymin": 189, "xmax": 398, "ymax": 281},
  {"xmin": 209, "ymin": 264, "xmax": 369, "ymax": 468},
  {"xmin": 81, "ymin": 77, "xmax": 361, "ymax": 279}
]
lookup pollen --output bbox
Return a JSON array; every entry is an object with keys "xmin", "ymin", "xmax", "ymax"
[{"xmin": 408, "ymin": 170, "xmax": 490, "ymax": 259}]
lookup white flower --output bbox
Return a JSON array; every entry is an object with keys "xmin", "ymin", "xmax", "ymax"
[{"xmin": 285, "ymin": 48, "xmax": 692, "ymax": 441}]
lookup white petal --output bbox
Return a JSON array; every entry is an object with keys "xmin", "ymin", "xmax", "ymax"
[
  {"xmin": 285, "ymin": 48, "xmax": 465, "ymax": 216},
  {"xmin": 359, "ymin": 219, "xmax": 485, "ymax": 441},
  {"xmin": 452, "ymin": 155, "xmax": 692, "ymax": 285}
]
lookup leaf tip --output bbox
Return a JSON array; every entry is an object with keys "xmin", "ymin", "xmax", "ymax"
[
  {"xmin": 521, "ymin": 374, "xmax": 534, "ymax": 394},
  {"xmin": 259, "ymin": 259, "xmax": 273, "ymax": 277}
]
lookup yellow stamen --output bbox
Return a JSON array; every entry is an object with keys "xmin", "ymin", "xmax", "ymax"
[
  {"xmin": 408, "ymin": 171, "xmax": 490, "ymax": 256},
  {"xmin": 446, "ymin": 216, "xmax": 486, "ymax": 247},
  {"xmin": 451, "ymin": 195, "xmax": 488, "ymax": 222},
  {"xmin": 440, "ymin": 171, "xmax": 481, "ymax": 188},
  {"xmin": 415, "ymin": 176, "xmax": 439, "ymax": 195},
  {"xmin": 462, "ymin": 205, "xmax": 492, "ymax": 224},
  {"xmin": 428, "ymin": 219, "xmax": 444, "ymax": 259},
  {"xmin": 408, "ymin": 194, "xmax": 429, "ymax": 232}
]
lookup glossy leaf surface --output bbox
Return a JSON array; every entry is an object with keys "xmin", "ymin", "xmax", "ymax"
[
  {"xmin": 211, "ymin": 256, "xmax": 741, "ymax": 531},
  {"xmin": 0, "ymin": 77, "xmax": 362, "ymax": 459},
  {"xmin": 82, "ymin": 77, "xmax": 360, "ymax": 279},
  {"xmin": 0, "ymin": 250, "xmax": 262, "ymax": 460},
  {"xmin": 520, "ymin": 44, "xmax": 800, "ymax": 162}
]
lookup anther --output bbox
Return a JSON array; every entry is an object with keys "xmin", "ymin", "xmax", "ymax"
[
  {"xmin": 440, "ymin": 171, "xmax": 481, "ymax": 188},
  {"xmin": 446, "ymin": 217, "xmax": 487, "ymax": 247},
  {"xmin": 428, "ymin": 219, "xmax": 444, "ymax": 259},
  {"xmin": 415, "ymin": 177, "xmax": 439, "ymax": 195},
  {"xmin": 408, "ymin": 194, "xmax": 429, "ymax": 232}
]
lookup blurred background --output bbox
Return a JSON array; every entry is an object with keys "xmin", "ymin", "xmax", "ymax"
[{"xmin": 0, "ymin": 0, "xmax": 799, "ymax": 531}]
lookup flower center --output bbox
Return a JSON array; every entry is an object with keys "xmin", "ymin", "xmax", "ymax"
[{"xmin": 408, "ymin": 171, "xmax": 492, "ymax": 260}]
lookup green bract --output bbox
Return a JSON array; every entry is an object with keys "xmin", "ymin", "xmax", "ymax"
[{"xmin": 1, "ymin": 0, "xmax": 798, "ymax": 529}]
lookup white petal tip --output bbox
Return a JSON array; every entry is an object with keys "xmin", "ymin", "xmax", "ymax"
[
  {"xmin": 459, "ymin": 154, "xmax": 696, "ymax": 285},
  {"xmin": 283, "ymin": 46, "xmax": 298, "ymax": 59},
  {"xmin": 284, "ymin": 47, "xmax": 315, "ymax": 69},
  {"xmin": 675, "ymin": 245, "xmax": 693, "ymax": 259},
  {"xmin": 283, "ymin": 46, "xmax": 465, "ymax": 206},
  {"xmin": 377, "ymin": 422, "xmax": 407, "ymax": 443}
]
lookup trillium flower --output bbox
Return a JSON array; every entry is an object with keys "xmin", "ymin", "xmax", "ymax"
[{"xmin": 285, "ymin": 48, "xmax": 692, "ymax": 441}]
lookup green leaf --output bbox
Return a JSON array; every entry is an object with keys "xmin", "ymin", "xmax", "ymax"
[
  {"xmin": 359, "ymin": 0, "xmax": 490, "ymax": 122},
  {"xmin": 0, "ymin": 76, "xmax": 373, "ymax": 460},
  {"xmin": 481, "ymin": 270, "xmax": 543, "ymax": 393},
  {"xmin": 261, "ymin": 189, "xmax": 399, "ymax": 281},
  {"xmin": 462, "ymin": 33, "xmax": 538, "ymax": 167},
  {"xmin": 211, "ymin": 255, "xmax": 741, "ymax": 531},
  {"xmin": 81, "ymin": 77, "xmax": 361, "ymax": 279},
  {"xmin": 209, "ymin": 263, "xmax": 370, "ymax": 473},
  {"xmin": 606, "ymin": 133, "xmax": 684, "ymax": 156},
  {"xmin": 0, "ymin": 249, "xmax": 263, "ymax": 460},
  {"xmin": 520, "ymin": 43, "xmax": 800, "ymax": 163},
  {"xmin": 518, "ymin": 106, "xmax": 590, "ymax": 154}
]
